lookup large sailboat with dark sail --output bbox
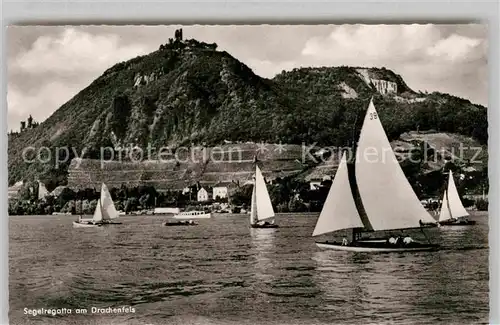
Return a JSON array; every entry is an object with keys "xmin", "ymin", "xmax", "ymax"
[{"xmin": 312, "ymin": 99, "xmax": 439, "ymax": 252}]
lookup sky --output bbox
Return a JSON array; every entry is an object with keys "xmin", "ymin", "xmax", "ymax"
[{"xmin": 7, "ymin": 24, "xmax": 488, "ymax": 131}]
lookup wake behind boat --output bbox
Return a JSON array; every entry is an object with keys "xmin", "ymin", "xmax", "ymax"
[
  {"xmin": 73, "ymin": 183, "xmax": 122, "ymax": 228},
  {"xmin": 250, "ymin": 165, "xmax": 278, "ymax": 229},
  {"xmin": 312, "ymin": 99, "xmax": 438, "ymax": 253},
  {"xmin": 438, "ymin": 170, "xmax": 476, "ymax": 226}
]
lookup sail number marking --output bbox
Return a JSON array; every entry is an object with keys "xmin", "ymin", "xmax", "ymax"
[{"xmin": 369, "ymin": 112, "xmax": 378, "ymax": 120}]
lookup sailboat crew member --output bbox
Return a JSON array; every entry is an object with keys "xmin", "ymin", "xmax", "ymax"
[{"xmin": 403, "ymin": 236, "xmax": 414, "ymax": 245}]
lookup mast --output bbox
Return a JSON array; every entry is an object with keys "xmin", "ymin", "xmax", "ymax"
[
  {"xmin": 250, "ymin": 155, "xmax": 258, "ymax": 225},
  {"xmin": 446, "ymin": 170, "xmax": 469, "ymax": 219},
  {"xmin": 250, "ymin": 175, "xmax": 257, "ymax": 225},
  {"xmin": 438, "ymin": 189, "xmax": 452, "ymax": 222}
]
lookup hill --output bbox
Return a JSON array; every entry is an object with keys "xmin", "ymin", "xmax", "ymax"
[{"xmin": 8, "ymin": 31, "xmax": 488, "ymax": 190}]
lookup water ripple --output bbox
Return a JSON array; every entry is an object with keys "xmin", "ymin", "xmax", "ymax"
[{"xmin": 9, "ymin": 212, "xmax": 489, "ymax": 325}]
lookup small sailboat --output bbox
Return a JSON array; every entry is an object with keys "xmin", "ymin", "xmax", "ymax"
[
  {"xmin": 73, "ymin": 183, "xmax": 122, "ymax": 228},
  {"xmin": 438, "ymin": 170, "xmax": 476, "ymax": 226},
  {"xmin": 73, "ymin": 199, "xmax": 104, "ymax": 228},
  {"xmin": 250, "ymin": 165, "xmax": 278, "ymax": 228},
  {"xmin": 312, "ymin": 99, "xmax": 438, "ymax": 252}
]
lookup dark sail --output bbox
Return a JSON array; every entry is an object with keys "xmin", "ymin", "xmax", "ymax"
[{"xmin": 346, "ymin": 158, "xmax": 373, "ymax": 231}]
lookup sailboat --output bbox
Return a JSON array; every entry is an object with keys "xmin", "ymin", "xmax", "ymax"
[
  {"xmin": 438, "ymin": 170, "xmax": 476, "ymax": 226},
  {"xmin": 312, "ymin": 99, "xmax": 439, "ymax": 252},
  {"xmin": 73, "ymin": 183, "xmax": 122, "ymax": 228},
  {"xmin": 250, "ymin": 165, "xmax": 278, "ymax": 228}
]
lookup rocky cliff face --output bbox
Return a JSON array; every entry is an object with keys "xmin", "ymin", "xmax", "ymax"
[{"xmin": 355, "ymin": 68, "xmax": 402, "ymax": 95}]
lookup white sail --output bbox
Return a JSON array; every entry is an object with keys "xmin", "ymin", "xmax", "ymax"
[
  {"xmin": 446, "ymin": 170, "xmax": 469, "ymax": 218},
  {"xmin": 100, "ymin": 183, "xmax": 119, "ymax": 220},
  {"xmin": 438, "ymin": 190, "xmax": 453, "ymax": 222},
  {"xmin": 250, "ymin": 180, "xmax": 258, "ymax": 224},
  {"xmin": 92, "ymin": 199, "xmax": 103, "ymax": 222},
  {"xmin": 38, "ymin": 181, "xmax": 49, "ymax": 200},
  {"xmin": 312, "ymin": 152, "xmax": 364, "ymax": 236},
  {"xmin": 355, "ymin": 99, "xmax": 436, "ymax": 231},
  {"xmin": 251, "ymin": 165, "xmax": 275, "ymax": 223}
]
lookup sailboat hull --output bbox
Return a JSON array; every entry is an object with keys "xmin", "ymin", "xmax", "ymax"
[
  {"xmin": 315, "ymin": 241, "xmax": 439, "ymax": 253},
  {"xmin": 251, "ymin": 224, "xmax": 279, "ymax": 229},
  {"xmin": 72, "ymin": 221, "xmax": 102, "ymax": 228},
  {"xmin": 164, "ymin": 221, "xmax": 198, "ymax": 226},
  {"xmin": 439, "ymin": 219, "xmax": 476, "ymax": 226}
]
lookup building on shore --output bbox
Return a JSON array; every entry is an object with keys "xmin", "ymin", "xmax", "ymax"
[
  {"xmin": 197, "ymin": 187, "xmax": 209, "ymax": 202},
  {"xmin": 8, "ymin": 181, "xmax": 24, "ymax": 200},
  {"xmin": 213, "ymin": 184, "xmax": 228, "ymax": 200}
]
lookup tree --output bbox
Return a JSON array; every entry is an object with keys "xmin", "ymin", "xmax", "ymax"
[
  {"xmin": 230, "ymin": 185, "xmax": 252, "ymax": 206},
  {"xmin": 18, "ymin": 185, "xmax": 33, "ymax": 201},
  {"xmin": 56, "ymin": 188, "xmax": 76, "ymax": 208},
  {"xmin": 124, "ymin": 197, "xmax": 138, "ymax": 213},
  {"xmin": 139, "ymin": 193, "xmax": 150, "ymax": 209}
]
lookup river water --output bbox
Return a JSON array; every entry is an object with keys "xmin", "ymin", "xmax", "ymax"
[{"xmin": 9, "ymin": 212, "xmax": 489, "ymax": 325}]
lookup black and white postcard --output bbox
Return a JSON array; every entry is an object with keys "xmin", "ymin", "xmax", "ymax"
[{"xmin": 8, "ymin": 24, "xmax": 489, "ymax": 325}]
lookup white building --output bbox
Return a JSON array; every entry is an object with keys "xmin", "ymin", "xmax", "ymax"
[
  {"xmin": 309, "ymin": 181, "xmax": 322, "ymax": 190},
  {"xmin": 182, "ymin": 187, "xmax": 191, "ymax": 195},
  {"xmin": 213, "ymin": 186, "xmax": 228, "ymax": 200},
  {"xmin": 197, "ymin": 187, "xmax": 209, "ymax": 202},
  {"xmin": 8, "ymin": 180, "xmax": 24, "ymax": 199}
]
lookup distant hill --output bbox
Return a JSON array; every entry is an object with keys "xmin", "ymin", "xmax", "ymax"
[{"xmin": 8, "ymin": 32, "xmax": 488, "ymax": 189}]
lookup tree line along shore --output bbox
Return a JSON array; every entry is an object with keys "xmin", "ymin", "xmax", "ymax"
[{"xmin": 8, "ymin": 169, "xmax": 488, "ymax": 216}]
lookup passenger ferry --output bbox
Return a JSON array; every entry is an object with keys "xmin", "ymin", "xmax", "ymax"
[{"xmin": 172, "ymin": 210, "xmax": 212, "ymax": 220}]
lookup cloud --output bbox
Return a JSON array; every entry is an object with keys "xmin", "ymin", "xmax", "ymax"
[
  {"xmin": 427, "ymin": 34, "xmax": 483, "ymax": 62},
  {"xmin": 8, "ymin": 27, "xmax": 150, "ymax": 131},
  {"xmin": 302, "ymin": 24, "xmax": 440, "ymax": 64},
  {"xmin": 245, "ymin": 59, "xmax": 298, "ymax": 79},
  {"xmin": 299, "ymin": 24, "xmax": 487, "ymax": 104},
  {"xmin": 7, "ymin": 82, "xmax": 81, "ymax": 130},
  {"xmin": 12, "ymin": 28, "xmax": 148, "ymax": 76}
]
